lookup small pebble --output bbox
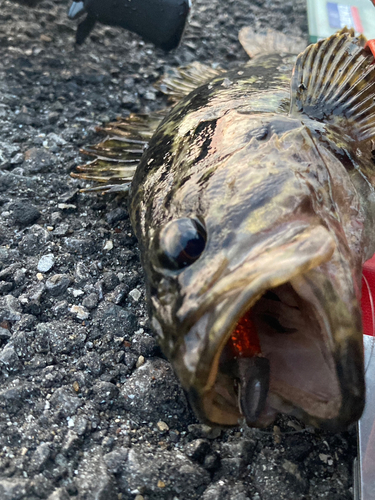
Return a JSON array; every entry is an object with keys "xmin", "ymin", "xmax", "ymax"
[
  {"xmin": 103, "ymin": 240, "xmax": 113, "ymax": 251},
  {"xmin": 47, "ymin": 133, "xmax": 67, "ymax": 146},
  {"xmin": 129, "ymin": 289, "xmax": 141, "ymax": 301},
  {"xmin": 37, "ymin": 254, "xmax": 55, "ymax": 273},
  {"xmin": 106, "ymin": 207, "xmax": 128, "ymax": 225},
  {"xmin": 157, "ymin": 421, "xmax": 169, "ymax": 432},
  {"xmin": 57, "ymin": 203, "xmax": 76, "ymax": 211},
  {"xmin": 187, "ymin": 424, "xmax": 221, "ymax": 440},
  {"xmin": 40, "ymin": 34, "xmax": 52, "ymax": 42},
  {"xmin": 82, "ymin": 293, "xmax": 99, "ymax": 310},
  {"xmin": 10, "ymin": 152, "xmax": 24, "ymax": 165},
  {"xmin": 286, "ymin": 421, "xmax": 303, "ymax": 431},
  {"xmin": 53, "ymin": 224, "xmax": 69, "ymax": 236},
  {"xmin": 169, "ymin": 430, "xmax": 180, "ymax": 443},
  {"xmin": 157, "ymin": 480, "xmax": 166, "ymax": 488},
  {"xmin": 50, "ymin": 212, "xmax": 62, "ymax": 225},
  {"xmin": 46, "ymin": 274, "xmax": 71, "ymax": 296},
  {"xmin": 273, "ymin": 425, "xmax": 281, "ymax": 444},
  {"xmin": 136, "ymin": 355, "xmax": 145, "ymax": 368},
  {"xmin": 12, "ymin": 202, "xmax": 40, "ymax": 226},
  {"xmin": 0, "ymin": 327, "xmax": 11, "ymax": 340},
  {"xmin": 70, "ymin": 305, "xmax": 89, "ymax": 320}
]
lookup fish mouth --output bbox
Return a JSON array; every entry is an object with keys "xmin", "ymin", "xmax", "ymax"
[
  {"xmin": 198, "ymin": 280, "xmax": 342, "ymax": 428},
  {"xmin": 181, "ymin": 226, "xmax": 365, "ymax": 430}
]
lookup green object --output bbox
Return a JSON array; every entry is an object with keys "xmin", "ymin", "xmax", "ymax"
[{"xmin": 306, "ymin": 0, "xmax": 375, "ymax": 42}]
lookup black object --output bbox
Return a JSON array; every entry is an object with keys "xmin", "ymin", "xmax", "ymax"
[
  {"xmin": 11, "ymin": 0, "xmax": 41, "ymax": 5},
  {"xmin": 68, "ymin": 0, "xmax": 191, "ymax": 51},
  {"xmin": 238, "ymin": 357, "xmax": 270, "ymax": 425}
]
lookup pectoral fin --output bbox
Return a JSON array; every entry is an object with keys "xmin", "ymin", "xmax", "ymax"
[{"xmin": 290, "ymin": 28, "xmax": 375, "ymax": 143}]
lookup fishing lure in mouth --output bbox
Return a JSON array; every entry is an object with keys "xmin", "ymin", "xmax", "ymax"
[
  {"xmin": 74, "ymin": 27, "xmax": 375, "ymax": 431},
  {"xmin": 68, "ymin": 0, "xmax": 191, "ymax": 50}
]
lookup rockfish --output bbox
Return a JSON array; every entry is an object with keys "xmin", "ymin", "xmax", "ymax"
[{"xmin": 74, "ymin": 28, "xmax": 375, "ymax": 431}]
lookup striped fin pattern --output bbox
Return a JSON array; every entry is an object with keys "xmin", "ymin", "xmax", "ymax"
[
  {"xmin": 72, "ymin": 111, "xmax": 167, "ymax": 193},
  {"xmin": 290, "ymin": 29, "xmax": 375, "ymax": 143},
  {"xmin": 156, "ymin": 61, "xmax": 223, "ymax": 102},
  {"xmin": 239, "ymin": 27, "xmax": 307, "ymax": 58}
]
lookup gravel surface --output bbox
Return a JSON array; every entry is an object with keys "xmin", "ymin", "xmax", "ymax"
[{"xmin": 0, "ymin": 0, "xmax": 358, "ymax": 499}]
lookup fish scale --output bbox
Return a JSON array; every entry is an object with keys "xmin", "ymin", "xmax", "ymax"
[{"xmin": 75, "ymin": 27, "xmax": 375, "ymax": 431}]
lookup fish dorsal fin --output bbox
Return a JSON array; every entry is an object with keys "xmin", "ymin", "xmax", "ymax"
[
  {"xmin": 289, "ymin": 29, "xmax": 375, "ymax": 142},
  {"xmin": 73, "ymin": 63, "xmax": 223, "ymax": 192},
  {"xmin": 239, "ymin": 27, "xmax": 307, "ymax": 58},
  {"xmin": 155, "ymin": 62, "xmax": 223, "ymax": 102},
  {"xmin": 72, "ymin": 111, "xmax": 167, "ymax": 193}
]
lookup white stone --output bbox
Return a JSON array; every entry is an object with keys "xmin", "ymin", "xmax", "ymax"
[
  {"xmin": 129, "ymin": 289, "xmax": 141, "ymax": 301},
  {"xmin": 57, "ymin": 203, "xmax": 76, "ymax": 210},
  {"xmin": 136, "ymin": 355, "xmax": 145, "ymax": 368},
  {"xmin": 37, "ymin": 253, "xmax": 55, "ymax": 273},
  {"xmin": 156, "ymin": 421, "xmax": 169, "ymax": 432},
  {"xmin": 103, "ymin": 240, "xmax": 113, "ymax": 251},
  {"xmin": 70, "ymin": 305, "xmax": 89, "ymax": 320}
]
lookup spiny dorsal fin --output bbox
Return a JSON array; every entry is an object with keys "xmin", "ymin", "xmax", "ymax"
[
  {"xmin": 239, "ymin": 27, "xmax": 306, "ymax": 58},
  {"xmin": 155, "ymin": 62, "xmax": 223, "ymax": 102},
  {"xmin": 72, "ymin": 111, "xmax": 167, "ymax": 193},
  {"xmin": 289, "ymin": 29, "xmax": 375, "ymax": 142},
  {"xmin": 73, "ymin": 62, "xmax": 222, "ymax": 192}
]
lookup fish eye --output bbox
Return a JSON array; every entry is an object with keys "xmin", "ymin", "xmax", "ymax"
[{"xmin": 156, "ymin": 217, "xmax": 207, "ymax": 271}]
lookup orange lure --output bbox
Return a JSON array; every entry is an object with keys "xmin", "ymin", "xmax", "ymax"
[{"xmin": 228, "ymin": 310, "xmax": 261, "ymax": 358}]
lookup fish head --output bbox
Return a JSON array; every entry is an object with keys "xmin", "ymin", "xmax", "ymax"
[{"xmin": 133, "ymin": 112, "xmax": 365, "ymax": 431}]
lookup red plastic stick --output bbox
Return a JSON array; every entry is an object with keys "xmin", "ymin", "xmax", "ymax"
[
  {"xmin": 364, "ymin": 39, "xmax": 375, "ymax": 59},
  {"xmin": 362, "ymin": 254, "xmax": 375, "ymax": 337}
]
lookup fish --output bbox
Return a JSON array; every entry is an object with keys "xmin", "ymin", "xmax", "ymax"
[{"xmin": 73, "ymin": 27, "xmax": 375, "ymax": 431}]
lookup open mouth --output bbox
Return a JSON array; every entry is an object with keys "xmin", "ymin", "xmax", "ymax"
[
  {"xmin": 200, "ymin": 279, "xmax": 342, "ymax": 427},
  {"xmin": 179, "ymin": 225, "xmax": 363, "ymax": 430}
]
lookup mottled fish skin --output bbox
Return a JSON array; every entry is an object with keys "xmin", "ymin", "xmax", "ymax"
[
  {"xmin": 130, "ymin": 53, "xmax": 295, "ymax": 246},
  {"xmin": 126, "ymin": 29, "xmax": 375, "ymax": 431}
]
